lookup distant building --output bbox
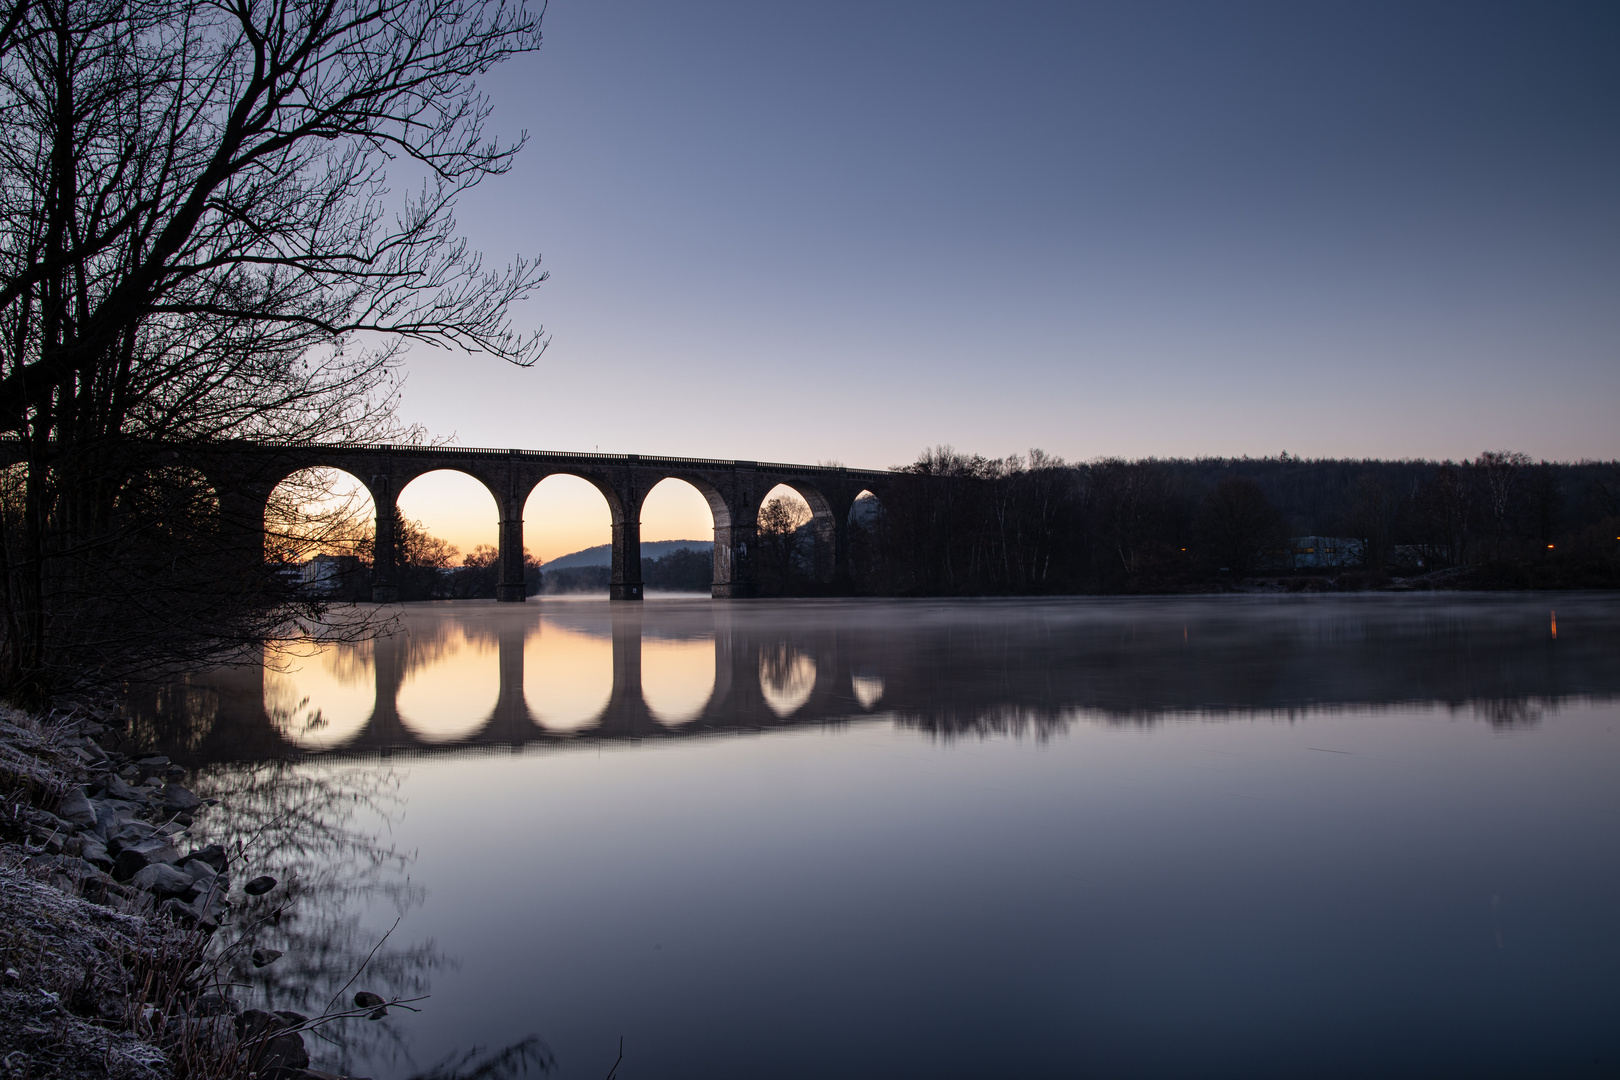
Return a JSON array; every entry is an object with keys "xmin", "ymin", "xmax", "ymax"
[
  {"xmin": 302, "ymin": 553, "xmax": 361, "ymax": 592},
  {"xmin": 1287, "ymin": 536, "xmax": 1364, "ymax": 570}
]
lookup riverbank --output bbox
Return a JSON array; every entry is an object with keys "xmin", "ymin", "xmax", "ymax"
[{"xmin": 0, "ymin": 709, "xmax": 368, "ymax": 1080}]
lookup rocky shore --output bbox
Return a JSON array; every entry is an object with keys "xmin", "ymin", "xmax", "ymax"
[{"xmin": 0, "ymin": 708, "xmax": 382, "ymax": 1080}]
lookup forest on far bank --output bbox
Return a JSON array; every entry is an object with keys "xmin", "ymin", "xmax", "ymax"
[{"xmin": 842, "ymin": 449, "xmax": 1620, "ymax": 596}]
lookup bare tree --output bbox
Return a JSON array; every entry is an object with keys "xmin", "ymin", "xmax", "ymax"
[
  {"xmin": 1474, "ymin": 450, "xmax": 1531, "ymax": 550},
  {"xmin": 1196, "ymin": 476, "xmax": 1287, "ymax": 578},
  {"xmin": 0, "ymin": 0, "xmax": 548, "ymax": 701},
  {"xmin": 757, "ymin": 494, "xmax": 810, "ymax": 595}
]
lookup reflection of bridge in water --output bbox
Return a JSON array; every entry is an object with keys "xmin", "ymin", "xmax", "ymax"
[
  {"xmin": 127, "ymin": 597, "xmax": 1620, "ymax": 766},
  {"xmin": 331, "ymin": 605, "xmax": 888, "ymax": 753}
]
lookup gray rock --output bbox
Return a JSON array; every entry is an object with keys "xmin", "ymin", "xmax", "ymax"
[
  {"xmin": 112, "ymin": 849, "xmax": 146, "ymax": 881},
  {"xmin": 243, "ymin": 875, "xmax": 277, "ymax": 896},
  {"xmin": 127, "ymin": 836, "xmax": 181, "ymax": 864},
  {"xmin": 161, "ymin": 784, "xmax": 202, "ymax": 812},
  {"xmin": 132, "ymin": 862, "xmax": 195, "ymax": 897},
  {"xmin": 78, "ymin": 837, "xmax": 112, "ymax": 870},
  {"xmin": 111, "ymin": 836, "xmax": 181, "ymax": 880},
  {"xmin": 255, "ymin": 1031, "xmax": 310, "ymax": 1072},
  {"xmin": 159, "ymin": 892, "xmax": 227, "ymax": 929},
  {"xmin": 354, "ymin": 990, "xmax": 389, "ymax": 1019},
  {"xmin": 111, "ymin": 820, "xmax": 158, "ymax": 847},
  {"xmin": 57, "ymin": 790, "xmax": 98, "ymax": 828},
  {"xmin": 93, "ymin": 799, "xmax": 139, "ymax": 838},
  {"xmin": 194, "ymin": 992, "xmax": 237, "ymax": 1017},
  {"xmin": 101, "ymin": 775, "xmax": 145, "ymax": 801},
  {"xmin": 183, "ymin": 859, "xmax": 218, "ymax": 884},
  {"xmin": 181, "ymin": 844, "xmax": 227, "ymax": 873}
]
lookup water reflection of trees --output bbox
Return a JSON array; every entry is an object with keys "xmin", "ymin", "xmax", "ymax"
[{"xmin": 189, "ymin": 762, "xmax": 446, "ymax": 1076}]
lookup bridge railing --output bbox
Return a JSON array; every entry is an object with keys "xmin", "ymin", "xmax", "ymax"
[
  {"xmin": 227, "ymin": 441, "xmax": 895, "ymax": 480},
  {"xmin": 0, "ymin": 435, "xmax": 895, "ymax": 481}
]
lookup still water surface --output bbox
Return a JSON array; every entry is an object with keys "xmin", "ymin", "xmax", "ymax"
[{"xmin": 134, "ymin": 595, "xmax": 1620, "ymax": 1078}]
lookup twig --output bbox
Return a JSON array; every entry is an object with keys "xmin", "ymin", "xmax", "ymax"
[
  {"xmin": 605, "ymin": 1036, "xmax": 623, "ymax": 1080},
  {"xmin": 322, "ymin": 915, "xmax": 401, "ymax": 1017}
]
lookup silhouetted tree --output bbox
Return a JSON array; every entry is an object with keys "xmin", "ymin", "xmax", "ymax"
[
  {"xmin": 1406, "ymin": 464, "xmax": 1471, "ymax": 568},
  {"xmin": 758, "ymin": 496, "xmax": 810, "ymax": 595},
  {"xmin": 1341, "ymin": 474, "xmax": 1393, "ymax": 571},
  {"xmin": 1196, "ymin": 477, "xmax": 1288, "ymax": 577},
  {"xmin": 0, "ymin": 0, "xmax": 546, "ymax": 701}
]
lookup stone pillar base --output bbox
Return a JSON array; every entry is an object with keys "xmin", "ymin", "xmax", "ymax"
[
  {"xmin": 609, "ymin": 583, "xmax": 644, "ymax": 601},
  {"xmin": 371, "ymin": 586, "xmax": 399, "ymax": 603},
  {"xmin": 495, "ymin": 583, "xmax": 527, "ymax": 603},
  {"xmin": 711, "ymin": 581, "xmax": 760, "ymax": 599}
]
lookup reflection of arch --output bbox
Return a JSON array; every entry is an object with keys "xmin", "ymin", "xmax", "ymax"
[
  {"xmin": 642, "ymin": 635, "xmax": 715, "ymax": 725},
  {"xmin": 760, "ymin": 643, "xmax": 817, "ymax": 717},
  {"xmin": 852, "ymin": 673, "xmax": 885, "ymax": 709},
  {"xmin": 396, "ymin": 623, "xmax": 501, "ymax": 742},
  {"xmin": 524, "ymin": 620, "xmax": 613, "ymax": 731},
  {"xmin": 265, "ymin": 639, "xmax": 377, "ymax": 749}
]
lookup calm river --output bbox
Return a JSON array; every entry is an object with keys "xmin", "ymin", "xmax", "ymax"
[{"xmin": 129, "ymin": 594, "xmax": 1620, "ymax": 1079}]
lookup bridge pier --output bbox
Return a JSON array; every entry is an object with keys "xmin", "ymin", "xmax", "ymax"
[
  {"xmin": 712, "ymin": 521, "xmax": 759, "ymax": 598},
  {"xmin": 825, "ymin": 486, "xmax": 858, "ymax": 587},
  {"xmin": 609, "ymin": 513, "xmax": 643, "ymax": 600},
  {"xmin": 496, "ymin": 497, "xmax": 526, "ymax": 602},
  {"xmin": 369, "ymin": 476, "xmax": 399, "ymax": 603}
]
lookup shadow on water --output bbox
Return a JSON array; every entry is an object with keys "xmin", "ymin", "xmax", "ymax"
[{"xmin": 125, "ymin": 594, "xmax": 1620, "ymax": 763}]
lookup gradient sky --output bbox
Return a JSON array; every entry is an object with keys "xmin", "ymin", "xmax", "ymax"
[{"xmin": 365, "ymin": 1, "xmax": 1617, "ymax": 560}]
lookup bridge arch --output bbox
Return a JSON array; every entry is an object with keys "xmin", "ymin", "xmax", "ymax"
[
  {"xmin": 261, "ymin": 467, "xmax": 375, "ymax": 593},
  {"xmin": 523, "ymin": 474, "xmax": 615, "ymax": 594},
  {"xmin": 754, "ymin": 483, "xmax": 832, "ymax": 590},
  {"xmin": 396, "ymin": 469, "xmax": 502, "ymax": 589},
  {"xmin": 638, "ymin": 476, "xmax": 722, "ymax": 593}
]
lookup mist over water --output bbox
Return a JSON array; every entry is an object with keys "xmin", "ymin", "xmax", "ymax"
[{"xmin": 131, "ymin": 595, "xmax": 1620, "ymax": 1078}]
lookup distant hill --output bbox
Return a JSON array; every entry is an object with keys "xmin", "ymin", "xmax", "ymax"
[{"xmin": 543, "ymin": 539, "xmax": 712, "ymax": 570}]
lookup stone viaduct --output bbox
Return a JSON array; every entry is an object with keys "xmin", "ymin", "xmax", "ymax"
[{"xmin": 189, "ymin": 443, "xmax": 894, "ymax": 601}]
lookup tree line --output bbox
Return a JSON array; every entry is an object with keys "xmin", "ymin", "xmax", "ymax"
[{"xmin": 835, "ymin": 448, "xmax": 1620, "ymax": 595}]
